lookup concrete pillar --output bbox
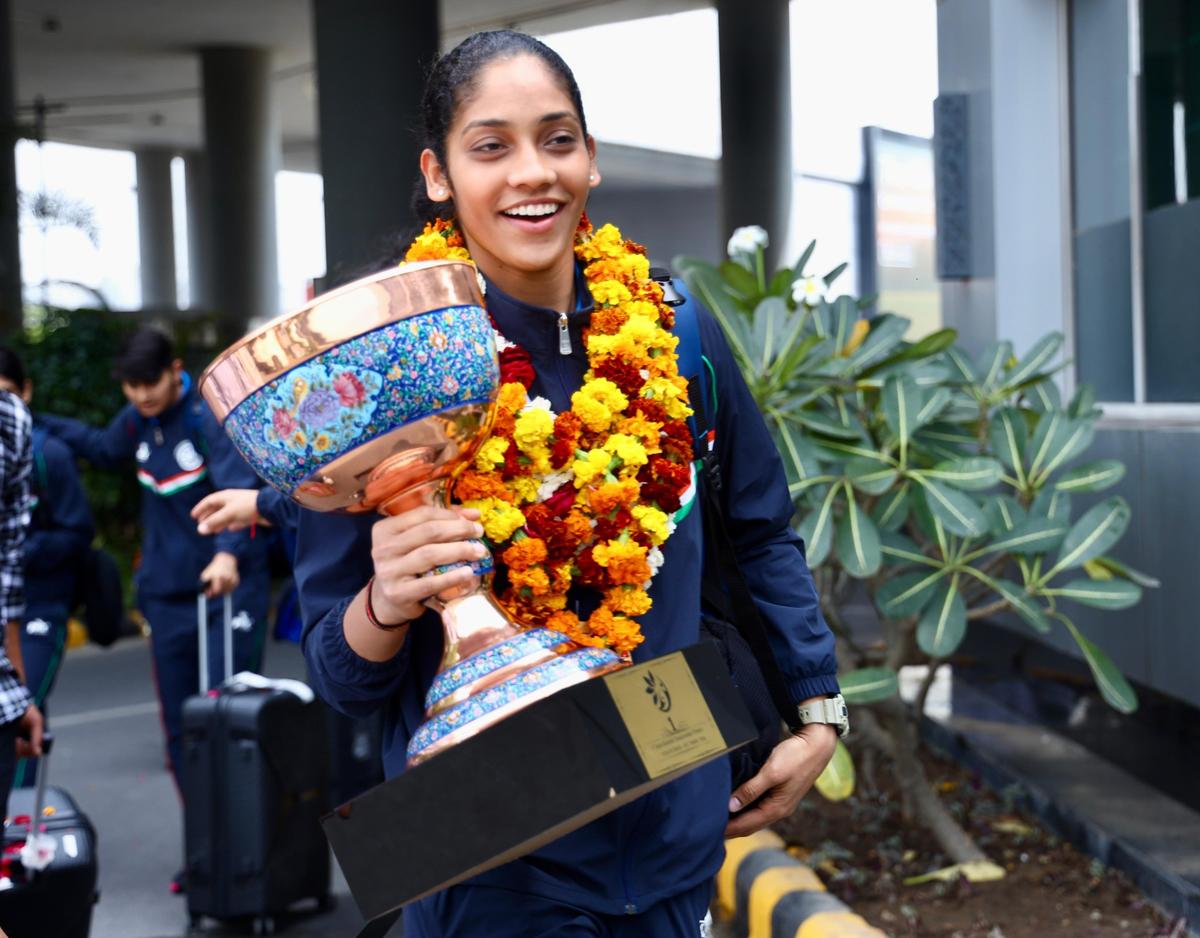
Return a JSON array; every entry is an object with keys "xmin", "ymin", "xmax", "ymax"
[
  {"xmin": 135, "ymin": 149, "xmax": 177, "ymax": 311},
  {"xmin": 0, "ymin": 0, "xmax": 22, "ymax": 334},
  {"xmin": 312, "ymin": 0, "xmax": 439, "ymax": 288},
  {"xmin": 716, "ymin": 0, "xmax": 792, "ymax": 268},
  {"xmin": 200, "ymin": 46, "xmax": 280, "ymax": 339},
  {"xmin": 183, "ymin": 151, "xmax": 214, "ymax": 311}
]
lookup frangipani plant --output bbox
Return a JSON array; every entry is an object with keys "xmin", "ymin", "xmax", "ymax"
[{"xmin": 677, "ymin": 229, "xmax": 1156, "ymax": 864}]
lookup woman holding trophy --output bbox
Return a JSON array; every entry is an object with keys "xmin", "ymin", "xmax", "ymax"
[{"xmin": 195, "ymin": 30, "xmax": 840, "ymax": 937}]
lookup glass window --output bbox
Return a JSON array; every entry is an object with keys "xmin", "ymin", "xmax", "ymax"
[{"xmin": 1069, "ymin": 0, "xmax": 1135, "ymax": 402}]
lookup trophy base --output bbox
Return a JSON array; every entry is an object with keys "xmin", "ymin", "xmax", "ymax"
[{"xmin": 322, "ymin": 642, "xmax": 756, "ymax": 937}]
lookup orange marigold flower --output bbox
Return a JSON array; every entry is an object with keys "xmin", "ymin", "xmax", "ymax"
[
  {"xmin": 550, "ymin": 562, "xmax": 573, "ymax": 594},
  {"xmin": 545, "ymin": 610, "xmax": 581, "ymax": 636},
  {"xmin": 453, "ymin": 469, "xmax": 512, "ymax": 503},
  {"xmin": 509, "ymin": 566, "xmax": 551, "ymax": 596},
  {"xmin": 497, "ymin": 382, "xmax": 527, "ymax": 414},
  {"xmin": 593, "ymin": 539, "xmax": 651, "ymax": 586},
  {"xmin": 605, "ymin": 586, "xmax": 653, "ymax": 617},
  {"xmin": 502, "ymin": 537, "xmax": 548, "ymax": 571},
  {"xmin": 588, "ymin": 479, "xmax": 639, "ymax": 516},
  {"xmin": 564, "ymin": 510, "xmax": 592, "ymax": 542},
  {"xmin": 590, "ymin": 307, "xmax": 629, "ymax": 335}
]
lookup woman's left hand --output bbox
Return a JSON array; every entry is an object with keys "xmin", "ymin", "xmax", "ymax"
[{"xmin": 724, "ymin": 720, "xmax": 838, "ymax": 839}]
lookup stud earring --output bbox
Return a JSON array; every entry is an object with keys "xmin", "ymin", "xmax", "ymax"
[
  {"xmin": 588, "ymin": 174, "xmax": 595, "ymax": 182},
  {"xmin": 437, "ymin": 187, "xmax": 447, "ymax": 197}
]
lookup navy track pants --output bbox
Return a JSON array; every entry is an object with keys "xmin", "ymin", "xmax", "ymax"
[{"xmin": 13, "ymin": 600, "xmax": 69, "ymax": 788}]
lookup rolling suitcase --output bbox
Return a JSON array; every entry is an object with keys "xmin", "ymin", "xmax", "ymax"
[
  {"xmin": 181, "ymin": 593, "xmax": 331, "ymax": 935},
  {"xmin": 0, "ymin": 734, "xmax": 99, "ymax": 938}
]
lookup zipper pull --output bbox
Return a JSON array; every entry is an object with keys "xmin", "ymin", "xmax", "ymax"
[
  {"xmin": 558, "ymin": 312, "xmax": 572, "ymax": 355},
  {"xmin": 154, "ymin": 426, "xmax": 164, "ymax": 446}
]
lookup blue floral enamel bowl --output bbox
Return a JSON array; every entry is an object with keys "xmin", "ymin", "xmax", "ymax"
[{"xmin": 199, "ymin": 261, "xmax": 499, "ymax": 512}]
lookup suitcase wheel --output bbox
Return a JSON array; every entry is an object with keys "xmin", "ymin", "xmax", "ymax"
[{"xmin": 253, "ymin": 915, "xmax": 277, "ymax": 936}]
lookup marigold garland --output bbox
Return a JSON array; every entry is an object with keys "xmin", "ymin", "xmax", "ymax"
[{"xmin": 401, "ymin": 215, "xmax": 694, "ymax": 656}]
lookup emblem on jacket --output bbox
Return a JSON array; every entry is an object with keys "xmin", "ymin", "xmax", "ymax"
[
  {"xmin": 230, "ymin": 610, "xmax": 254, "ymax": 633},
  {"xmin": 136, "ymin": 442, "xmax": 150, "ymax": 463},
  {"xmin": 174, "ymin": 440, "xmax": 204, "ymax": 472}
]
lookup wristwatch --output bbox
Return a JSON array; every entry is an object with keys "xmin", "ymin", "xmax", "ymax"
[{"xmin": 797, "ymin": 694, "xmax": 850, "ymax": 738}]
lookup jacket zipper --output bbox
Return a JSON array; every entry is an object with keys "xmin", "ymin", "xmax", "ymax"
[{"xmin": 558, "ymin": 312, "xmax": 572, "ymax": 355}]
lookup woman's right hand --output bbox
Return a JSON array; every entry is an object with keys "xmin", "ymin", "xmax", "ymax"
[
  {"xmin": 192, "ymin": 489, "xmax": 265, "ymax": 535},
  {"xmin": 369, "ymin": 505, "xmax": 487, "ymax": 624}
]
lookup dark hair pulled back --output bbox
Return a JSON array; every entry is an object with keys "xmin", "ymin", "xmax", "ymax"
[
  {"xmin": 0, "ymin": 346, "xmax": 27, "ymax": 390},
  {"xmin": 410, "ymin": 30, "xmax": 589, "ymax": 224},
  {"xmin": 113, "ymin": 326, "xmax": 175, "ymax": 384}
]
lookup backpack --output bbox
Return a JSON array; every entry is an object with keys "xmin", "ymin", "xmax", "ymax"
[
  {"xmin": 657, "ymin": 269, "xmax": 802, "ymax": 789},
  {"xmin": 32, "ymin": 429, "xmax": 126, "ymax": 648}
]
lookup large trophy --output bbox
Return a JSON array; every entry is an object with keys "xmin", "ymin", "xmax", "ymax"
[
  {"xmin": 200, "ymin": 261, "xmax": 752, "ymax": 931},
  {"xmin": 200, "ymin": 261, "xmax": 624, "ymax": 764}
]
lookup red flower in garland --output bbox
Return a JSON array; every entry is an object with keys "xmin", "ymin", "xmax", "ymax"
[{"xmin": 498, "ymin": 346, "xmax": 536, "ymax": 391}]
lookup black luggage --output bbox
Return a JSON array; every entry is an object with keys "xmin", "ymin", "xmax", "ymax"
[
  {"xmin": 0, "ymin": 735, "xmax": 99, "ymax": 938},
  {"xmin": 181, "ymin": 593, "xmax": 331, "ymax": 935}
]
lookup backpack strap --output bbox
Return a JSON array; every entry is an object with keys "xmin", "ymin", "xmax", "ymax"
[{"xmin": 653, "ymin": 269, "xmax": 803, "ymax": 731}]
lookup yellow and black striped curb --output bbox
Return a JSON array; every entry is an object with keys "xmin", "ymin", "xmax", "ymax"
[{"xmin": 715, "ymin": 830, "xmax": 885, "ymax": 938}]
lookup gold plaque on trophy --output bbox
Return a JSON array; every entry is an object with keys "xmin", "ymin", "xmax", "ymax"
[{"xmin": 605, "ymin": 652, "xmax": 726, "ymax": 779}]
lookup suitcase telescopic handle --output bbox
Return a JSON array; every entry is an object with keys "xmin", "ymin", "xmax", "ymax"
[
  {"xmin": 19, "ymin": 731, "xmax": 55, "ymax": 838},
  {"xmin": 197, "ymin": 591, "xmax": 235, "ymax": 695}
]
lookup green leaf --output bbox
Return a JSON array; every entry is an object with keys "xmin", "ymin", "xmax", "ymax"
[
  {"xmin": 835, "ymin": 495, "xmax": 883, "ymax": 577},
  {"xmin": 1055, "ymin": 460, "xmax": 1126, "ymax": 493},
  {"xmin": 1090, "ymin": 555, "xmax": 1160, "ymax": 589},
  {"xmin": 917, "ymin": 577, "xmax": 967, "ymax": 657},
  {"xmin": 794, "ymin": 239, "xmax": 817, "ymax": 278},
  {"xmin": 926, "ymin": 457, "xmax": 1004, "ymax": 491},
  {"xmin": 720, "ymin": 259, "xmax": 761, "ymax": 300},
  {"xmin": 846, "ymin": 458, "xmax": 898, "ymax": 496},
  {"xmin": 839, "ymin": 668, "xmax": 900, "ymax": 704},
  {"xmin": 1032, "ymin": 487, "xmax": 1072, "ymax": 525},
  {"xmin": 945, "ymin": 346, "xmax": 977, "ymax": 382},
  {"xmin": 917, "ymin": 387, "xmax": 952, "ymax": 425},
  {"xmin": 752, "ymin": 296, "xmax": 789, "ymax": 373},
  {"xmin": 1069, "ymin": 383, "xmax": 1100, "ymax": 419},
  {"xmin": 797, "ymin": 484, "xmax": 840, "ymax": 567},
  {"xmin": 983, "ymin": 576, "xmax": 1052, "ymax": 633},
  {"xmin": 848, "ymin": 314, "xmax": 910, "ymax": 370},
  {"xmin": 989, "ymin": 407, "xmax": 1028, "ymax": 473},
  {"xmin": 913, "ymin": 422, "xmax": 977, "ymax": 462},
  {"xmin": 1004, "ymin": 333, "xmax": 1063, "ymax": 389},
  {"xmin": 774, "ymin": 415, "xmax": 824, "ymax": 487},
  {"xmin": 789, "ymin": 407, "xmax": 862, "ymax": 440},
  {"xmin": 883, "ymin": 375, "xmax": 923, "ymax": 445},
  {"xmin": 1051, "ymin": 497, "xmax": 1131, "ymax": 574},
  {"xmin": 880, "ymin": 530, "xmax": 938, "ymax": 566},
  {"xmin": 823, "ymin": 261, "xmax": 849, "ymax": 287},
  {"xmin": 877, "ymin": 569, "xmax": 945, "ymax": 618},
  {"xmin": 1062, "ymin": 619, "xmax": 1138, "ymax": 713},
  {"xmin": 871, "ymin": 484, "xmax": 911, "ymax": 532},
  {"xmin": 1025, "ymin": 378, "xmax": 1062, "ymax": 413},
  {"xmin": 986, "ymin": 517, "xmax": 1068, "ymax": 555},
  {"xmin": 813, "ymin": 740, "xmax": 855, "ymax": 802},
  {"xmin": 1045, "ymin": 579, "xmax": 1142, "ymax": 610},
  {"xmin": 1027, "ymin": 412, "xmax": 1095, "ymax": 483},
  {"xmin": 976, "ymin": 340, "xmax": 1014, "ymax": 388},
  {"xmin": 912, "ymin": 476, "xmax": 989, "ymax": 538},
  {"xmin": 983, "ymin": 494, "xmax": 1027, "ymax": 534}
]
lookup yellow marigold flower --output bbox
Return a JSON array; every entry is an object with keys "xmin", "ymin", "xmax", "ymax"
[
  {"xmin": 446, "ymin": 247, "xmax": 472, "ymax": 262},
  {"xmin": 497, "ymin": 382, "xmax": 527, "ymax": 414},
  {"xmin": 644, "ymin": 376, "xmax": 693, "ymax": 420},
  {"xmin": 463, "ymin": 497, "xmax": 526, "ymax": 544},
  {"xmin": 510, "ymin": 475, "xmax": 540, "ymax": 504},
  {"xmin": 631, "ymin": 504, "xmax": 670, "ymax": 545},
  {"xmin": 572, "ymin": 448, "xmax": 613, "ymax": 488},
  {"xmin": 404, "ymin": 231, "xmax": 449, "ymax": 263},
  {"xmin": 578, "ymin": 224, "xmax": 626, "ymax": 262},
  {"xmin": 605, "ymin": 433, "xmax": 648, "ymax": 468},
  {"xmin": 593, "ymin": 539, "xmax": 651, "ymax": 585},
  {"xmin": 623, "ymin": 299, "xmax": 661, "ymax": 324},
  {"xmin": 513, "ymin": 408, "xmax": 554, "ymax": 454},
  {"xmin": 571, "ymin": 379, "xmax": 627, "ymax": 433},
  {"xmin": 590, "ymin": 279, "xmax": 632, "ymax": 307},
  {"xmin": 618, "ymin": 253, "xmax": 650, "ymax": 283},
  {"xmin": 605, "ymin": 586, "xmax": 653, "ymax": 617},
  {"xmin": 615, "ymin": 415, "xmax": 663, "ymax": 453},
  {"xmin": 550, "ymin": 563, "xmax": 573, "ymax": 594},
  {"xmin": 474, "ymin": 436, "xmax": 509, "ymax": 471}
]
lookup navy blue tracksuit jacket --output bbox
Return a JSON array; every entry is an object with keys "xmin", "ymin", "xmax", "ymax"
[{"xmin": 293, "ymin": 268, "xmax": 839, "ymax": 927}]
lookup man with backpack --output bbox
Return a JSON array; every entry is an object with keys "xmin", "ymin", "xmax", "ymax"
[{"xmin": 38, "ymin": 327, "xmax": 269, "ymax": 892}]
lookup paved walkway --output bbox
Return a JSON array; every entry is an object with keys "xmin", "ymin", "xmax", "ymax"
[{"xmin": 31, "ymin": 634, "xmax": 381, "ymax": 937}]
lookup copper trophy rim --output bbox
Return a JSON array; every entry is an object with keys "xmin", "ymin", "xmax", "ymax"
[{"xmin": 199, "ymin": 259, "xmax": 484, "ymax": 423}]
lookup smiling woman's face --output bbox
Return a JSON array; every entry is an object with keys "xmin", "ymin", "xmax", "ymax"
[{"xmin": 420, "ymin": 54, "xmax": 599, "ymax": 299}]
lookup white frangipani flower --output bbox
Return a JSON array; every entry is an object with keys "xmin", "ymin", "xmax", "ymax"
[
  {"xmin": 791, "ymin": 275, "xmax": 824, "ymax": 308},
  {"xmin": 726, "ymin": 225, "xmax": 769, "ymax": 258},
  {"xmin": 647, "ymin": 546, "xmax": 665, "ymax": 575},
  {"xmin": 524, "ymin": 396, "xmax": 553, "ymax": 413}
]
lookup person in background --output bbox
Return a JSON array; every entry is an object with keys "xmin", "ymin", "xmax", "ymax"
[
  {"xmin": 37, "ymin": 326, "xmax": 268, "ymax": 892},
  {"xmin": 0, "ymin": 347, "xmax": 94, "ymax": 788},
  {"xmin": 0, "ymin": 384, "xmax": 44, "ymax": 800}
]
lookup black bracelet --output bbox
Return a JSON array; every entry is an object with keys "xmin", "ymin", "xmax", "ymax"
[{"xmin": 365, "ymin": 576, "xmax": 409, "ymax": 631}]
